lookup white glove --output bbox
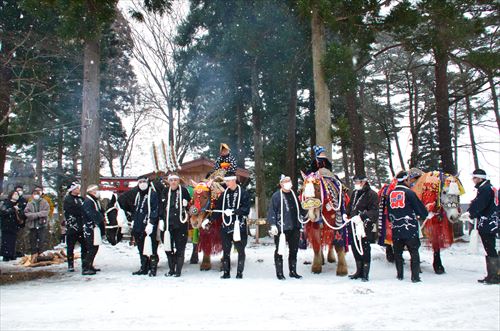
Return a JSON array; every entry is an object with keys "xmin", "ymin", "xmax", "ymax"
[
  {"xmin": 158, "ymin": 219, "xmax": 165, "ymax": 232},
  {"xmin": 183, "ymin": 199, "xmax": 189, "ymax": 207},
  {"xmin": 352, "ymin": 215, "xmax": 363, "ymax": 226},
  {"xmin": 426, "ymin": 212, "xmax": 435, "ymax": 220},
  {"xmin": 201, "ymin": 219, "xmax": 210, "ymax": 230},
  {"xmin": 460, "ymin": 212, "xmax": 473, "ymax": 223},
  {"xmin": 145, "ymin": 222, "xmax": 154, "ymax": 235},
  {"xmin": 342, "ymin": 214, "xmax": 349, "ymax": 223},
  {"xmin": 269, "ymin": 225, "xmax": 279, "ymax": 236},
  {"xmin": 224, "ymin": 209, "xmax": 235, "ymax": 217}
]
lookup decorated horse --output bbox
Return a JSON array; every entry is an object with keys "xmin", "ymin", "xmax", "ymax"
[
  {"xmin": 378, "ymin": 170, "xmax": 464, "ymax": 274},
  {"xmin": 300, "ymin": 170, "xmax": 350, "ymax": 275},
  {"xmin": 101, "ymin": 193, "xmax": 129, "ymax": 246},
  {"xmin": 188, "ymin": 179, "xmax": 224, "ymax": 271}
]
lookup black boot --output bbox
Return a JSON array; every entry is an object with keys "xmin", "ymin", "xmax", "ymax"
[
  {"xmin": 411, "ymin": 257, "xmax": 421, "ymax": 283},
  {"xmin": 175, "ymin": 252, "xmax": 185, "ymax": 277},
  {"xmin": 132, "ymin": 255, "xmax": 149, "ymax": 275},
  {"xmin": 386, "ymin": 245, "xmax": 395, "ymax": 263},
  {"xmin": 433, "ymin": 251, "xmax": 445, "ymax": 274},
  {"xmin": 289, "ymin": 258, "xmax": 302, "ymax": 279},
  {"xmin": 149, "ymin": 255, "xmax": 159, "ymax": 277},
  {"xmin": 349, "ymin": 260, "xmax": 363, "ymax": 280},
  {"xmin": 395, "ymin": 258, "xmax": 404, "ymax": 280},
  {"xmin": 81, "ymin": 258, "xmax": 96, "ymax": 275},
  {"xmin": 165, "ymin": 252, "xmax": 176, "ymax": 276},
  {"xmin": 478, "ymin": 256, "xmax": 499, "ymax": 284},
  {"xmin": 67, "ymin": 256, "xmax": 75, "ymax": 272},
  {"xmin": 274, "ymin": 254, "xmax": 285, "ymax": 280},
  {"xmin": 190, "ymin": 244, "xmax": 199, "ymax": 264},
  {"xmin": 221, "ymin": 256, "xmax": 230, "ymax": 279},
  {"xmin": 236, "ymin": 254, "xmax": 245, "ymax": 279},
  {"xmin": 361, "ymin": 262, "xmax": 370, "ymax": 282}
]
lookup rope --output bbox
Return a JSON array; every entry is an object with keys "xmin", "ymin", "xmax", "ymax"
[{"xmin": 221, "ymin": 185, "xmax": 241, "ymax": 227}]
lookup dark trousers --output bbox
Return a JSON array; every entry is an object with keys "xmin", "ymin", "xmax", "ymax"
[
  {"xmin": 29, "ymin": 227, "xmax": 46, "ymax": 254},
  {"xmin": 221, "ymin": 229, "xmax": 247, "ymax": 272},
  {"xmin": 480, "ymin": 233, "xmax": 498, "ymax": 257},
  {"xmin": 164, "ymin": 227, "xmax": 188, "ymax": 254},
  {"xmin": 393, "ymin": 237, "xmax": 420, "ymax": 277},
  {"xmin": 352, "ymin": 237, "xmax": 371, "ymax": 263},
  {"xmin": 1, "ymin": 231, "xmax": 17, "ymax": 260},
  {"xmin": 83, "ymin": 235, "xmax": 99, "ymax": 270},
  {"xmin": 273, "ymin": 228, "xmax": 300, "ymax": 263},
  {"xmin": 67, "ymin": 229, "xmax": 87, "ymax": 265},
  {"xmin": 133, "ymin": 232, "xmax": 158, "ymax": 260}
]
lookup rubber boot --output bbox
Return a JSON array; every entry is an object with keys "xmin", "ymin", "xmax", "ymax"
[
  {"xmin": 67, "ymin": 255, "xmax": 75, "ymax": 272},
  {"xmin": 386, "ymin": 245, "xmax": 395, "ymax": 263},
  {"xmin": 395, "ymin": 257, "xmax": 404, "ymax": 280},
  {"xmin": 433, "ymin": 251, "xmax": 445, "ymax": 274},
  {"xmin": 349, "ymin": 260, "xmax": 363, "ymax": 280},
  {"xmin": 411, "ymin": 257, "xmax": 421, "ymax": 283},
  {"xmin": 81, "ymin": 257, "xmax": 96, "ymax": 275},
  {"xmin": 361, "ymin": 262, "xmax": 370, "ymax": 282},
  {"xmin": 221, "ymin": 256, "xmax": 230, "ymax": 279},
  {"xmin": 479, "ymin": 256, "xmax": 500, "ymax": 284},
  {"xmin": 289, "ymin": 257, "xmax": 302, "ymax": 279},
  {"xmin": 274, "ymin": 254, "xmax": 285, "ymax": 280},
  {"xmin": 190, "ymin": 244, "xmax": 199, "ymax": 264},
  {"xmin": 236, "ymin": 254, "xmax": 245, "ymax": 279},
  {"xmin": 175, "ymin": 252, "xmax": 185, "ymax": 277},
  {"xmin": 132, "ymin": 255, "xmax": 149, "ymax": 275},
  {"xmin": 165, "ymin": 252, "xmax": 176, "ymax": 276},
  {"xmin": 149, "ymin": 255, "xmax": 159, "ymax": 277}
]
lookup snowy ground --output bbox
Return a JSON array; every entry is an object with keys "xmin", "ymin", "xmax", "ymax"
[{"xmin": 1, "ymin": 237, "xmax": 499, "ymax": 331}]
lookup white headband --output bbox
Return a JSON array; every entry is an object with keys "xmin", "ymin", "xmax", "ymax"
[
  {"xmin": 397, "ymin": 175, "xmax": 408, "ymax": 182},
  {"xmin": 86, "ymin": 184, "xmax": 99, "ymax": 192},
  {"xmin": 168, "ymin": 174, "xmax": 180, "ymax": 180},
  {"xmin": 472, "ymin": 174, "xmax": 487, "ymax": 179},
  {"xmin": 224, "ymin": 176, "xmax": 237, "ymax": 181},
  {"xmin": 68, "ymin": 183, "xmax": 80, "ymax": 193},
  {"xmin": 280, "ymin": 175, "xmax": 291, "ymax": 183}
]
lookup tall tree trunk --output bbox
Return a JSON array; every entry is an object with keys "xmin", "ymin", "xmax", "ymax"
[
  {"xmin": 373, "ymin": 150, "xmax": 382, "ymax": 188},
  {"xmin": 340, "ymin": 136, "xmax": 350, "ymax": 187},
  {"xmin": 311, "ymin": 5, "xmax": 332, "ymax": 157},
  {"xmin": 465, "ymin": 94, "xmax": 479, "ymax": 169},
  {"xmin": 384, "ymin": 131, "xmax": 395, "ymax": 177},
  {"xmin": 487, "ymin": 73, "xmax": 500, "ymax": 134},
  {"xmin": 106, "ymin": 141, "xmax": 116, "ymax": 177},
  {"xmin": 386, "ymin": 74, "xmax": 405, "ymax": 170},
  {"xmin": 36, "ymin": 137, "xmax": 43, "ymax": 186},
  {"xmin": 251, "ymin": 59, "xmax": 266, "ymax": 218},
  {"xmin": 409, "ymin": 72, "xmax": 419, "ymax": 168},
  {"xmin": 56, "ymin": 129, "xmax": 65, "ymax": 224},
  {"xmin": 72, "ymin": 150, "xmax": 79, "ymax": 177},
  {"xmin": 235, "ymin": 92, "xmax": 245, "ymax": 167},
  {"xmin": 0, "ymin": 64, "xmax": 12, "ymax": 194},
  {"xmin": 345, "ymin": 91, "xmax": 365, "ymax": 175},
  {"xmin": 286, "ymin": 74, "xmax": 298, "ymax": 188},
  {"xmin": 81, "ymin": 38, "xmax": 101, "ymax": 194},
  {"xmin": 453, "ymin": 104, "xmax": 458, "ymax": 170},
  {"xmin": 433, "ymin": 49, "xmax": 455, "ymax": 174}
]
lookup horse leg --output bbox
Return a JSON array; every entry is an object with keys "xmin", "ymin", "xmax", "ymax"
[
  {"xmin": 321, "ymin": 250, "xmax": 325, "ymax": 265},
  {"xmin": 200, "ymin": 253, "xmax": 212, "ymax": 271},
  {"xmin": 312, "ymin": 249, "xmax": 323, "ymax": 274},
  {"xmin": 311, "ymin": 228, "xmax": 322, "ymax": 274},
  {"xmin": 327, "ymin": 243, "xmax": 336, "ymax": 263},
  {"xmin": 335, "ymin": 245, "xmax": 348, "ymax": 276},
  {"xmin": 433, "ymin": 248, "xmax": 445, "ymax": 274}
]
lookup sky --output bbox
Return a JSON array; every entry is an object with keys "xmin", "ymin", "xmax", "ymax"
[{"xmin": 115, "ymin": 0, "xmax": 499, "ymax": 203}]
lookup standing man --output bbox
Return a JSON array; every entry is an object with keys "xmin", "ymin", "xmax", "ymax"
[
  {"xmin": 387, "ymin": 171, "xmax": 428, "ymax": 283},
  {"xmin": 0, "ymin": 191, "xmax": 23, "ymax": 261},
  {"xmin": 82, "ymin": 185, "xmax": 104, "ymax": 276},
  {"xmin": 24, "ymin": 188, "xmax": 50, "ymax": 260},
  {"xmin": 203, "ymin": 171, "xmax": 250, "ymax": 279},
  {"xmin": 464, "ymin": 169, "xmax": 499, "ymax": 285},
  {"xmin": 131, "ymin": 176, "xmax": 159, "ymax": 277},
  {"xmin": 267, "ymin": 175, "xmax": 306, "ymax": 280},
  {"xmin": 63, "ymin": 182, "xmax": 86, "ymax": 272},
  {"xmin": 159, "ymin": 173, "xmax": 191, "ymax": 277},
  {"xmin": 345, "ymin": 174, "xmax": 379, "ymax": 282}
]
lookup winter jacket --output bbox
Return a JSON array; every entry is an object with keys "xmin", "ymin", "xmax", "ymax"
[
  {"xmin": 346, "ymin": 183, "xmax": 379, "ymax": 241},
  {"xmin": 24, "ymin": 198, "xmax": 50, "ymax": 229},
  {"xmin": 386, "ymin": 184, "xmax": 428, "ymax": 240},
  {"xmin": 267, "ymin": 189, "xmax": 305, "ymax": 232},
  {"xmin": 64, "ymin": 194, "xmax": 85, "ymax": 233},
  {"xmin": 0, "ymin": 199, "xmax": 21, "ymax": 233},
  {"xmin": 131, "ymin": 187, "xmax": 159, "ymax": 234},
  {"xmin": 160, "ymin": 186, "xmax": 191, "ymax": 230},
  {"xmin": 468, "ymin": 180, "xmax": 498, "ymax": 235},
  {"xmin": 82, "ymin": 194, "xmax": 104, "ymax": 238},
  {"xmin": 210, "ymin": 185, "xmax": 250, "ymax": 234}
]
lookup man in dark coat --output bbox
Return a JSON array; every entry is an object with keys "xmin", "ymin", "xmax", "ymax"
[
  {"xmin": 159, "ymin": 173, "xmax": 191, "ymax": 277},
  {"xmin": 387, "ymin": 171, "xmax": 428, "ymax": 283},
  {"xmin": 464, "ymin": 169, "xmax": 499, "ymax": 284},
  {"xmin": 82, "ymin": 184, "xmax": 104, "ymax": 275},
  {"xmin": 267, "ymin": 175, "xmax": 306, "ymax": 280},
  {"xmin": 63, "ymin": 182, "xmax": 87, "ymax": 272},
  {"xmin": 345, "ymin": 174, "xmax": 379, "ymax": 282},
  {"xmin": 0, "ymin": 191, "xmax": 23, "ymax": 261},
  {"xmin": 131, "ymin": 176, "xmax": 159, "ymax": 276},
  {"xmin": 203, "ymin": 171, "xmax": 250, "ymax": 279}
]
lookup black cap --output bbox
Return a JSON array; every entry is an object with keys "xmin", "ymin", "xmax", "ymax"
[{"xmin": 353, "ymin": 174, "xmax": 367, "ymax": 181}]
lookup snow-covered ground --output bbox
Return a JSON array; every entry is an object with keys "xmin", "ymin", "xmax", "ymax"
[{"xmin": 1, "ymin": 237, "xmax": 499, "ymax": 331}]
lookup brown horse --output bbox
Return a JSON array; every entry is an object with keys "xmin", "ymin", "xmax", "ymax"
[
  {"xmin": 300, "ymin": 170, "xmax": 349, "ymax": 275},
  {"xmin": 188, "ymin": 179, "xmax": 224, "ymax": 271}
]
